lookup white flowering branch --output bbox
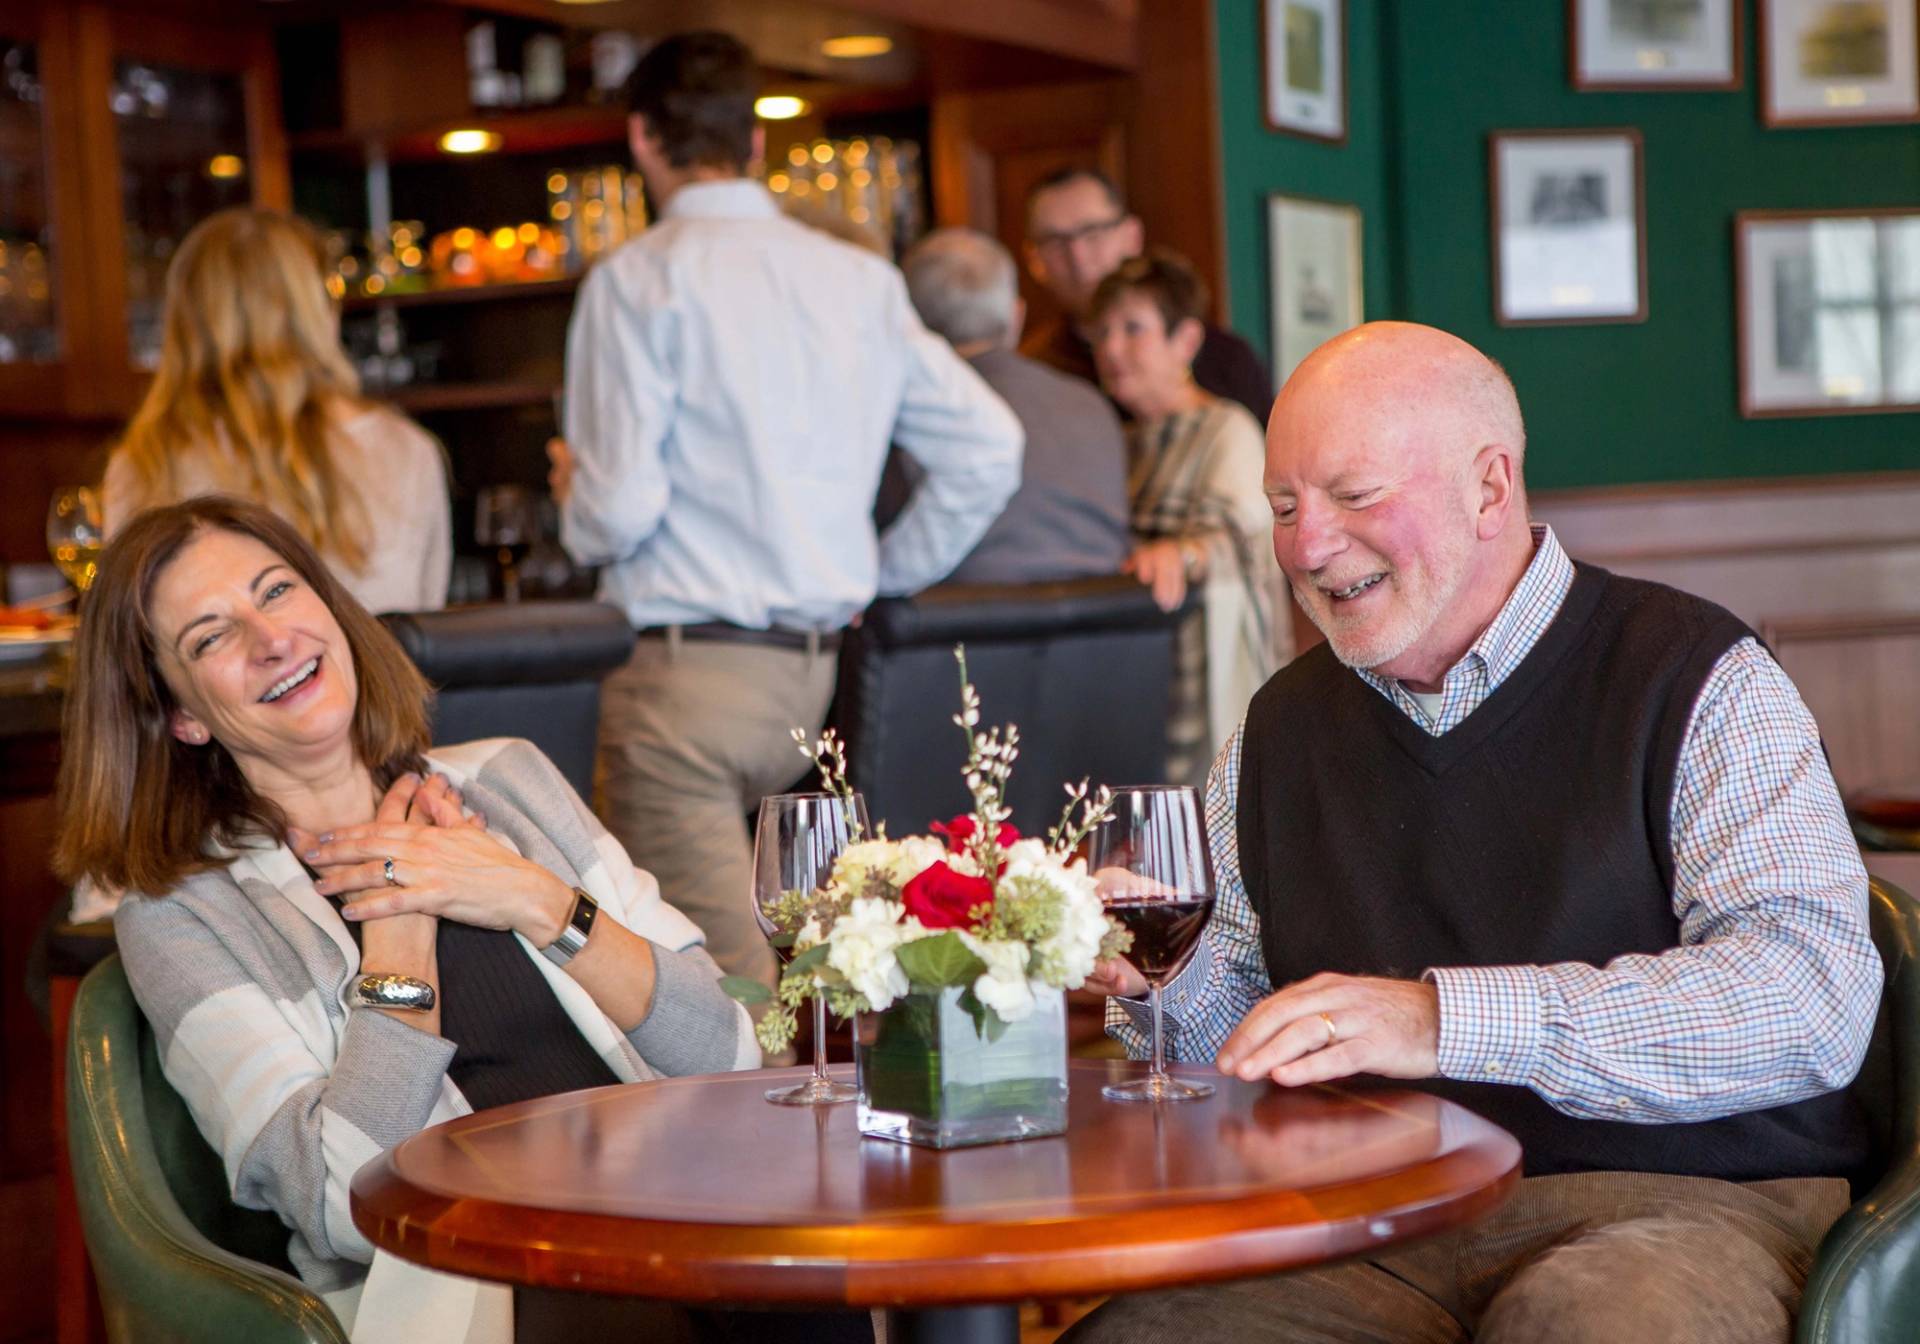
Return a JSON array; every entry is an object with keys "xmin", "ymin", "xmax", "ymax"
[
  {"xmin": 952, "ymin": 646, "xmax": 1017, "ymax": 873},
  {"xmin": 790, "ymin": 726, "xmax": 866, "ymax": 841},
  {"xmin": 1046, "ymin": 778, "xmax": 1115, "ymax": 860}
]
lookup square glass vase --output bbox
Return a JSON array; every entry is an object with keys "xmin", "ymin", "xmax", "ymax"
[{"xmin": 856, "ymin": 984, "xmax": 1069, "ymax": 1148}]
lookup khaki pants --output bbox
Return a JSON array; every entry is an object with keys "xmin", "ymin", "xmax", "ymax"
[
  {"xmin": 595, "ymin": 635, "xmax": 838, "ymax": 996},
  {"xmin": 1063, "ymin": 1170, "xmax": 1850, "ymax": 1344}
]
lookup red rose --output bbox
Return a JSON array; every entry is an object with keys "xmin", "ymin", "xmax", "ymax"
[
  {"xmin": 930, "ymin": 815, "xmax": 1020, "ymax": 852},
  {"xmin": 901, "ymin": 859, "xmax": 995, "ymax": 930}
]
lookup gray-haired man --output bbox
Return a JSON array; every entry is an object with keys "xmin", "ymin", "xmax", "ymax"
[{"xmin": 900, "ymin": 228, "xmax": 1131, "ymax": 586}]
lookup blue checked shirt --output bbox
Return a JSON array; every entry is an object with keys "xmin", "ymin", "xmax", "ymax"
[{"xmin": 1112, "ymin": 525, "xmax": 1881, "ymax": 1124}]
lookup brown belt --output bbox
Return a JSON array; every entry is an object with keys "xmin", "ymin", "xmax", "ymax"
[{"xmin": 635, "ymin": 622, "xmax": 841, "ymax": 653}]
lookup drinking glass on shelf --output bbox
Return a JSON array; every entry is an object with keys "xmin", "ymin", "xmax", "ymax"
[
  {"xmin": 752, "ymin": 791, "xmax": 870, "ymax": 1106},
  {"xmin": 474, "ymin": 485, "xmax": 540, "ymax": 603},
  {"xmin": 46, "ymin": 486, "xmax": 104, "ymax": 594},
  {"xmin": 1091, "ymin": 785, "xmax": 1217, "ymax": 1103}
]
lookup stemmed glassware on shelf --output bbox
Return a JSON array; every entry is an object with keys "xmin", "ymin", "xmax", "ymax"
[
  {"xmin": 1091, "ymin": 785, "xmax": 1218, "ymax": 1103},
  {"xmin": 752, "ymin": 791, "xmax": 870, "ymax": 1106},
  {"xmin": 46, "ymin": 486, "xmax": 104, "ymax": 596},
  {"xmin": 474, "ymin": 485, "xmax": 540, "ymax": 603}
]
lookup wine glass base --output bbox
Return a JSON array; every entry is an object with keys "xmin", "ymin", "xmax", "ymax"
[
  {"xmin": 764, "ymin": 1076, "xmax": 859, "ymax": 1106},
  {"xmin": 1103, "ymin": 1074, "xmax": 1215, "ymax": 1103}
]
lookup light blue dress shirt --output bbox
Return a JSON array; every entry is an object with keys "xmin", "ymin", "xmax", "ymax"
[{"xmin": 560, "ymin": 179, "xmax": 1024, "ymax": 631}]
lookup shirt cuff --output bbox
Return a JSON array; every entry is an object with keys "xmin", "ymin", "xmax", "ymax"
[
  {"xmin": 1112, "ymin": 952, "xmax": 1209, "ymax": 1055},
  {"xmin": 623, "ymin": 942, "xmax": 755, "ymax": 1076},
  {"xmin": 1425, "ymin": 963, "xmax": 1544, "ymax": 1086}
]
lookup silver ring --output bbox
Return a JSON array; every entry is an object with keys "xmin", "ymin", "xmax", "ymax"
[
  {"xmin": 383, "ymin": 857, "xmax": 401, "ymax": 887},
  {"xmin": 1318, "ymin": 1012, "xmax": 1338, "ymax": 1049}
]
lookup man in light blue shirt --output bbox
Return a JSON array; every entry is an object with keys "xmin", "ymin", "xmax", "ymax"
[{"xmin": 559, "ymin": 32, "xmax": 1022, "ymax": 995}]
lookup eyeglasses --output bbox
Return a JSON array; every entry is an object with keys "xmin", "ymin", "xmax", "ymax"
[{"xmin": 1030, "ymin": 216, "xmax": 1127, "ymax": 254}]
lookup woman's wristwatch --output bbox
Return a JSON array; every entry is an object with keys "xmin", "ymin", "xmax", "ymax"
[
  {"xmin": 354, "ymin": 973, "xmax": 436, "ymax": 1013},
  {"xmin": 541, "ymin": 886, "xmax": 599, "ymax": 966}
]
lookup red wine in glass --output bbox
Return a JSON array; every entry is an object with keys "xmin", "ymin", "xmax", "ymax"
[
  {"xmin": 1092, "ymin": 785, "xmax": 1217, "ymax": 1103},
  {"xmin": 1103, "ymin": 895, "xmax": 1214, "ymax": 980}
]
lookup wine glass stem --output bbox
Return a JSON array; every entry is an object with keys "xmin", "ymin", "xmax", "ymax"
[
  {"xmin": 1148, "ymin": 981, "xmax": 1167, "ymax": 1081},
  {"xmin": 811, "ymin": 994, "xmax": 831, "ymax": 1083}
]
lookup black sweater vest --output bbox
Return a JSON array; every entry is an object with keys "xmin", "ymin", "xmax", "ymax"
[{"xmin": 1236, "ymin": 563, "xmax": 1869, "ymax": 1182}]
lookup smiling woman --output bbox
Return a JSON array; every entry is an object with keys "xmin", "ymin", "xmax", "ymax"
[{"xmin": 45, "ymin": 496, "xmax": 821, "ymax": 1344}]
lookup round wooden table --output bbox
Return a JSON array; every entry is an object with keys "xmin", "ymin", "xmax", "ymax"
[{"xmin": 352, "ymin": 1059, "xmax": 1521, "ymax": 1343}]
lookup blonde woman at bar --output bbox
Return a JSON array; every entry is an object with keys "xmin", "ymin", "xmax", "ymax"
[{"xmin": 104, "ymin": 207, "xmax": 450, "ymax": 614}]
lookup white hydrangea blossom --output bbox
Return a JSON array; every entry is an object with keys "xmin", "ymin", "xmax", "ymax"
[
  {"xmin": 1002, "ymin": 853, "xmax": 1108, "ymax": 990},
  {"xmin": 961, "ymin": 932, "xmax": 1036, "ymax": 1023},
  {"xmin": 825, "ymin": 897, "xmax": 912, "ymax": 1011}
]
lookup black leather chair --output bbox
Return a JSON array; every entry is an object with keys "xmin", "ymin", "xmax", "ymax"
[
  {"xmin": 829, "ymin": 575, "xmax": 1189, "ymax": 838},
  {"xmin": 378, "ymin": 600, "xmax": 633, "ymax": 799}
]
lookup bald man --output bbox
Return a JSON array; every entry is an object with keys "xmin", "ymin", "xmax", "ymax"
[{"xmin": 1072, "ymin": 323, "xmax": 1879, "ymax": 1343}]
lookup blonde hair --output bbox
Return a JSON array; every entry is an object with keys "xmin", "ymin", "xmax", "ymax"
[{"xmin": 114, "ymin": 208, "xmax": 373, "ymax": 573}]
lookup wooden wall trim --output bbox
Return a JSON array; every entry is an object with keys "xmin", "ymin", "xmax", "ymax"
[{"xmin": 1126, "ymin": 0, "xmax": 1228, "ymax": 321}]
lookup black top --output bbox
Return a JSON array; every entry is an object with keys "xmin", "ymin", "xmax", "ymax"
[
  {"xmin": 326, "ymin": 885, "xmax": 620, "ymax": 1111},
  {"xmin": 1235, "ymin": 563, "xmax": 1871, "ymax": 1184},
  {"xmin": 1020, "ymin": 316, "xmax": 1275, "ymax": 427}
]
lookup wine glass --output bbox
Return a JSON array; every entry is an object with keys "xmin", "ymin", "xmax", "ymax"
[
  {"xmin": 474, "ymin": 485, "xmax": 541, "ymax": 603},
  {"xmin": 753, "ymin": 791, "xmax": 870, "ymax": 1106},
  {"xmin": 1092, "ymin": 785, "xmax": 1217, "ymax": 1103},
  {"xmin": 46, "ymin": 486, "xmax": 104, "ymax": 595}
]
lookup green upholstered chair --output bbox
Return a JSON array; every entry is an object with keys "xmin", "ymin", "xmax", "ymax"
[
  {"xmin": 66, "ymin": 954, "xmax": 347, "ymax": 1344},
  {"xmin": 1799, "ymin": 877, "xmax": 1920, "ymax": 1343}
]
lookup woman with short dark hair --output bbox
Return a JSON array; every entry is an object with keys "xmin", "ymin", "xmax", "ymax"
[{"xmin": 1089, "ymin": 250, "xmax": 1284, "ymax": 784}]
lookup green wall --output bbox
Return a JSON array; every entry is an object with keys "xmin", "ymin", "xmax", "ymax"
[{"xmin": 1214, "ymin": 1, "xmax": 1920, "ymax": 489}]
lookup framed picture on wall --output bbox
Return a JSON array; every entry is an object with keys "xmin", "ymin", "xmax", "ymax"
[
  {"xmin": 1735, "ymin": 208, "xmax": 1920, "ymax": 417},
  {"xmin": 1263, "ymin": 0, "xmax": 1346, "ymax": 143},
  {"xmin": 1569, "ymin": 0, "xmax": 1741, "ymax": 89},
  {"xmin": 1489, "ymin": 128, "xmax": 1647, "ymax": 326},
  {"xmin": 1760, "ymin": 0, "xmax": 1920, "ymax": 126},
  {"xmin": 1268, "ymin": 195, "xmax": 1363, "ymax": 385}
]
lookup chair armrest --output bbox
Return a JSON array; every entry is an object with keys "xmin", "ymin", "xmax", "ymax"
[
  {"xmin": 1797, "ymin": 1152, "xmax": 1920, "ymax": 1344},
  {"xmin": 69, "ymin": 960, "xmax": 348, "ymax": 1344}
]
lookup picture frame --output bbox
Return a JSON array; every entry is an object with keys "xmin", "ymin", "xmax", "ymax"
[
  {"xmin": 1568, "ymin": 0, "xmax": 1742, "ymax": 90},
  {"xmin": 1760, "ymin": 0, "xmax": 1920, "ymax": 127},
  {"xmin": 1734, "ymin": 207, "xmax": 1920, "ymax": 418},
  {"xmin": 1488, "ymin": 128, "xmax": 1648, "ymax": 327},
  {"xmin": 1268, "ymin": 194, "xmax": 1363, "ymax": 386},
  {"xmin": 1263, "ymin": 0, "xmax": 1346, "ymax": 144}
]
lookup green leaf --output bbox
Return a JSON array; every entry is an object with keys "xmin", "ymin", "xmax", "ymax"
[
  {"xmin": 787, "ymin": 942, "xmax": 830, "ymax": 977},
  {"xmin": 957, "ymin": 986, "xmax": 989, "ymax": 1038},
  {"xmin": 894, "ymin": 931, "xmax": 987, "ymax": 990},
  {"xmin": 768, "ymin": 930, "xmax": 796, "ymax": 950},
  {"xmin": 719, "ymin": 975, "xmax": 772, "ymax": 1005}
]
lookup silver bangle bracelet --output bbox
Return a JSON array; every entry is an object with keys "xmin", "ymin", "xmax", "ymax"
[{"xmin": 354, "ymin": 973, "xmax": 436, "ymax": 1013}]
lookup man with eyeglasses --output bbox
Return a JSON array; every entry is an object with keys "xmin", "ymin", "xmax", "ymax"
[{"xmin": 1020, "ymin": 167, "xmax": 1274, "ymax": 424}]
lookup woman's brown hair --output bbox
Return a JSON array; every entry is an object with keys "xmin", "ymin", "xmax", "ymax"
[
  {"xmin": 1087, "ymin": 247, "xmax": 1211, "ymax": 335},
  {"xmin": 54, "ymin": 496, "xmax": 431, "ymax": 895}
]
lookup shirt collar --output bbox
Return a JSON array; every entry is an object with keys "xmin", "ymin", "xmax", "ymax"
[
  {"xmin": 1355, "ymin": 523, "xmax": 1573, "ymax": 700},
  {"xmin": 660, "ymin": 178, "xmax": 781, "ymax": 222}
]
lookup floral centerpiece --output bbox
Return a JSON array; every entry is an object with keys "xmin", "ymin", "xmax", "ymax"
[{"xmin": 741, "ymin": 650, "xmax": 1130, "ymax": 1147}]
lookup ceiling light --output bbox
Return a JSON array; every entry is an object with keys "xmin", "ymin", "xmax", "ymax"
[
  {"xmin": 206, "ymin": 154, "xmax": 245, "ymax": 179},
  {"xmin": 755, "ymin": 95, "xmax": 809, "ymax": 120},
  {"xmin": 439, "ymin": 129, "xmax": 502, "ymax": 155},
  {"xmin": 820, "ymin": 35, "xmax": 893, "ymax": 59}
]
